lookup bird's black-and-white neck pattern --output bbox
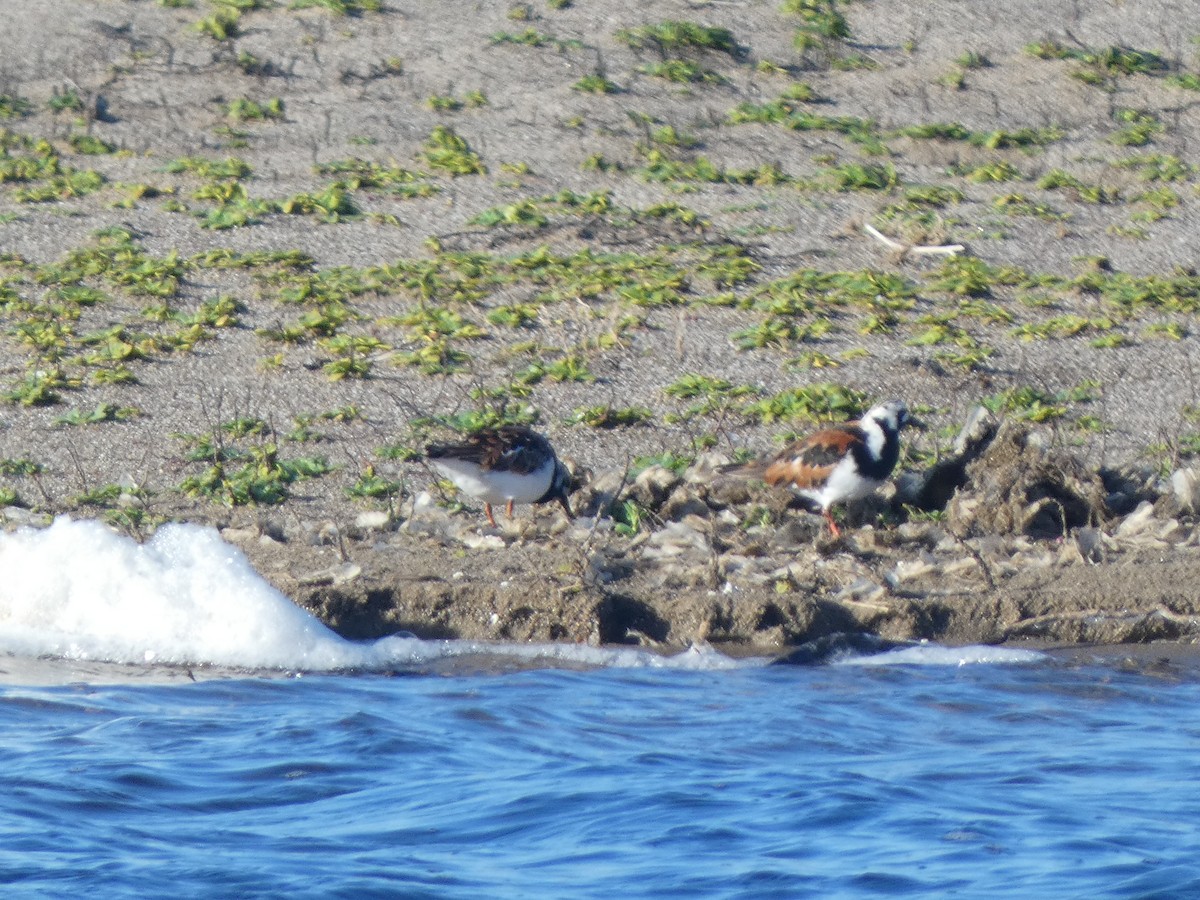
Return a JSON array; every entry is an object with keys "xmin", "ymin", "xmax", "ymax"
[{"xmin": 845, "ymin": 408, "xmax": 903, "ymax": 481}]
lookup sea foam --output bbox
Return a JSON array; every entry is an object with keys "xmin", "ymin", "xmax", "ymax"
[
  {"xmin": 836, "ymin": 643, "xmax": 1045, "ymax": 667},
  {"xmin": 0, "ymin": 518, "xmax": 747, "ymax": 673},
  {"xmin": 0, "ymin": 518, "xmax": 1041, "ymax": 675}
]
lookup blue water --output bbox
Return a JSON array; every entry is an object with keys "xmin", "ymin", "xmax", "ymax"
[{"xmin": 2, "ymin": 654, "xmax": 1198, "ymax": 898}]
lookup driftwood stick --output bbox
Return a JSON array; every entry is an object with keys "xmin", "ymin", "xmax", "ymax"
[{"xmin": 863, "ymin": 222, "xmax": 964, "ymax": 257}]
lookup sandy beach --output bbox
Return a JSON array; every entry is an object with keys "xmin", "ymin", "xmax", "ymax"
[{"xmin": 3, "ymin": 0, "xmax": 1200, "ymax": 651}]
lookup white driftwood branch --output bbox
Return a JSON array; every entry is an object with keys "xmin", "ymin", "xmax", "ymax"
[{"xmin": 863, "ymin": 222, "xmax": 964, "ymax": 257}]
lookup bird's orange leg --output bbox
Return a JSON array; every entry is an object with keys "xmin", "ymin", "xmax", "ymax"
[
  {"xmin": 825, "ymin": 509, "xmax": 841, "ymax": 538},
  {"xmin": 485, "ymin": 503, "xmax": 498, "ymax": 527},
  {"xmin": 506, "ymin": 499, "xmax": 514, "ymax": 519}
]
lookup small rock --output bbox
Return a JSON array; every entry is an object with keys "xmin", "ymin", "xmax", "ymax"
[
  {"xmin": 408, "ymin": 491, "xmax": 433, "ymax": 511},
  {"xmin": 718, "ymin": 554, "xmax": 756, "ymax": 579},
  {"xmin": 257, "ymin": 518, "xmax": 286, "ymax": 542},
  {"xmin": 220, "ymin": 527, "xmax": 259, "ymax": 544},
  {"xmin": 587, "ymin": 470, "xmax": 628, "ymax": 496},
  {"xmin": 355, "ymin": 510, "xmax": 391, "ymax": 531},
  {"xmin": 566, "ymin": 516, "xmax": 614, "ymax": 542},
  {"xmin": 705, "ymin": 477, "xmax": 753, "ymax": 508},
  {"xmin": 572, "ymin": 469, "xmax": 627, "ymax": 518},
  {"xmin": 896, "ymin": 521, "xmax": 938, "ymax": 544},
  {"xmin": 1158, "ymin": 519, "xmax": 1186, "ymax": 544},
  {"xmin": 282, "ymin": 519, "xmax": 312, "ymax": 544},
  {"xmin": 299, "ymin": 562, "xmax": 362, "ymax": 586},
  {"xmin": 401, "ymin": 492, "xmax": 454, "ymax": 536},
  {"xmin": 1116, "ymin": 501, "xmax": 1157, "ymax": 538},
  {"xmin": 715, "ymin": 509, "xmax": 740, "ymax": 526},
  {"xmin": 1025, "ymin": 430, "xmax": 1050, "ymax": 452},
  {"xmin": 953, "ymin": 405, "xmax": 998, "ymax": 457},
  {"xmin": 769, "ymin": 518, "xmax": 821, "ymax": 549},
  {"xmin": 772, "ymin": 633, "xmax": 899, "ymax": 666},
  {"xmin": 545, "ymin": 515, "xmax": 572, "ymax": 536},
  {"xmin": 933, "ymin": 531, "xmax": 963, "ymax": 553},
  {"xmin": 891, "ymin": 557, "xmax": 938, "ymax": 583},
  {"xmin": 941, "ymin": 556, "xmax": 981, "ymax": 578},
  {"xmin": 459, "ymin": 532, "xmax": 506, "ymax": 550},
  {"xmin": 660, "ymin": 485, "xmax": 710, "ymax": 521},
  {"xmin": 644, "ymin": 520, "xmax": 709, "ymax": 561},
  {"xmin": 2, "ymin": 507, "xmax": 49, "ymax": 528},
  {"xmin": 1171, "ymin": 468, "xmax": 1200, "ymax": 515},
  {"xmin": 835, "ymin": 577, "xmax": 887, "ymax": 605},
  {"xmin": 684, "ymin": 451, "xmax": 731, "ymax": 483},
  {"xmin": 632, "ymin": 465, "xmax": 682, "ymax": 507}
]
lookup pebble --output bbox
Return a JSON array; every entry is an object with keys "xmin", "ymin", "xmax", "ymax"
[
  {"xmin": 633, "ymin": 465, "xmax": 682, "ymax": 506},
  {"xmin": 355, "ymin": 511, "xmax": 391, "ymax": 531},
  {"xmin": 644, "ymin": 520, "xmax": 709, "ymax": 560},
  {"xmin": 683, "ymin": 452, "xmax": 730, "ymax": 483},
  {"xmin": 219, "ymin": 527, "xmax": 258, "ymax": 544},
  {"xmin": 953, "ymin": 405, "xmax": 998, "ymax": 456},
  {"xmin": 299, "ymin": 562, "xmax": 362, "ymax": 586},
  {"xmin": 941, "ymin": 556, "xmax": 980, "ymax": 577},
  {"xmin": 1115, "ymin": 502, "xmax": 1158, "ymax": 537},
  {"xmin": 2, "ymin": 507, "xmax": 49, "ymax": 528},
  {"xmin": 1172, "ymin": 468, "xmax": 1200, "ymax": 514},
  {"xmin": 410, "ymin": 491, "xmax": 440, "ymax": 514},
  {"xmin": 660, "ymin": 486, "xmax": 710, "ymax": 521},
  {"xmin": 835, "ymin": 577, "xmax": 887, "ymax": 604},
  {"xmin": 459, "ymin": 532, "xmax": 505, "ymax": 551},
  {"xmin": 892, "ymin": 558, "xmax": 938, "ymax": 583}
]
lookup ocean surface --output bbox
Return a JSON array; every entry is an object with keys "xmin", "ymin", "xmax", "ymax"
[{"xmin": 0, "ymin": 519, "xmax": 1198, "ymax": 898}]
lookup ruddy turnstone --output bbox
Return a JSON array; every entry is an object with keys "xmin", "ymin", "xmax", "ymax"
[
  {"xmin": 424, "ymin": 426, "xmax": 573, "ymax": 527},
  {"xmin": 724, "ymin": 399, "xmax": 913, "ymax": 537}
]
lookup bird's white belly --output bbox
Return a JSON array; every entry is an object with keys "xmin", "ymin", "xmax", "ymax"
[
  {"xmin": 432, "ymin": 458, "xmax": 554, "ymax": 505},
  {"xmin": 798, "ymin": 456, "xmax": 881, "ymax": 507}
]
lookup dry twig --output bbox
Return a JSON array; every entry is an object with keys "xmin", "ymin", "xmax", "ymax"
[{"xmin": 863, "ymin": 222, "xmax": 964, "ymax": 257}]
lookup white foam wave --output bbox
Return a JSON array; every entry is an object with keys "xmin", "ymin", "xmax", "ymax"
[
  {"xmin": 0, "ymin": 518, "xmax": 748, "ymax": 674},
  {"xmin": 836, "ymin": 643, "xmax": 1045, "ymax": 667}
]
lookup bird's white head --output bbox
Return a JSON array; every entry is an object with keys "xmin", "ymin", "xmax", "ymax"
[{"xmin": 864, "ymin": 399, "xmax": 911, "ymax": 434}]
